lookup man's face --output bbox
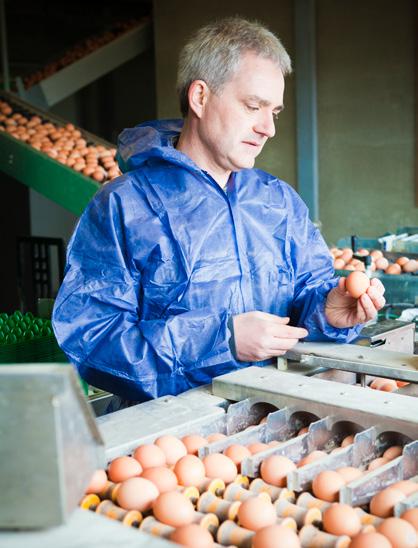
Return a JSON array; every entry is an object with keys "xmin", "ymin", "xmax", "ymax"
[{"xmin": 197, "ymin": 52, "xmax": 285, "ymax": 177}]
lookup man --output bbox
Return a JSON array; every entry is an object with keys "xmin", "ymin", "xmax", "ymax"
[{"xmin": 53, "ymin": 17, "xmax": 385, "ymax": 401}]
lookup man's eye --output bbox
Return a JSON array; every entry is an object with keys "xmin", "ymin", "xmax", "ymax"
[{"xmin": 247, "ymin": 105, "xmax": 259, "ymax": 112}]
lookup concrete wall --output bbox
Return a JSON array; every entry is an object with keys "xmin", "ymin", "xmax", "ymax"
[{"xmin": 153, "ymin": 0, "xmax": 417, "ymax": 244}]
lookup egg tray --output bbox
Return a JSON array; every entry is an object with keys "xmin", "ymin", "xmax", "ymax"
[
  {"xmin": 80, "ymin": 394, "xmax": 418, "ymax": 547},
  {"xmin": 0, "ymin": 311, "xmax": 67, "ymax": 364}
]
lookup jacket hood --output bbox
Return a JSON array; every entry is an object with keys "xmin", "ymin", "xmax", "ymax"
[{"xmin": 117, "ymin": 119, "xmax": 201, "ymax": 173}]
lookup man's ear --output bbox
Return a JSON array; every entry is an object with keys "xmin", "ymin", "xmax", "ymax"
[{"xmin": 187, "ymin": 80, "xmax": 210, "ymax": 118}]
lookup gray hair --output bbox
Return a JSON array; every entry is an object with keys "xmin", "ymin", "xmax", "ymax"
[{"xmin": 177, "ymin": 16, "xmax": 292, "ymax": 117}]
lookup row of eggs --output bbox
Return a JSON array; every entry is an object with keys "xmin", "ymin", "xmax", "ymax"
[{"xmin": 82, "ymin": 419, "xmax": 418, "ymax": 547}]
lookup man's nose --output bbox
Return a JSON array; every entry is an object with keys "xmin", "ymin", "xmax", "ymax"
[{"xmin": 254, "ymin": 112, "xmax": 276, "ymax": 139}]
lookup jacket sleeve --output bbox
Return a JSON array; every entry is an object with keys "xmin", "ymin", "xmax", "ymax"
[
  {"xmin": 284, "ymin": 184, "xmax": 363, "ymax": 343},
  {"xmin": 52, "ymin": 182, "xmax": 237, "ymax": 402}
]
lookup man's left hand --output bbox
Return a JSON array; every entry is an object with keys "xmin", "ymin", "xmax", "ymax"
[{"xmin": 325, "ymin": 277, "xmax": 386, "ymax": 328}]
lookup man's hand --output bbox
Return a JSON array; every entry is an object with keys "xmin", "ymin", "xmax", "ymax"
[
  {"xmin": 232, "ymin": 311, "xmax": 309, "ymax": 362},
  {"xmin": 325, "ymin": 277, "xmax": 386, "ymax": 328}
]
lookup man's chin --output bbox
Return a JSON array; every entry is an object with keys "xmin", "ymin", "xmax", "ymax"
[{"xmin": 232, "ymin": 157, "xmax": 256, "ymax": 171}]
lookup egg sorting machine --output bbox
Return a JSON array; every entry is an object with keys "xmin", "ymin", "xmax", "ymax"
[{"xmin": 1, "ymin": 340, "xmax": 417, "ymax": 547}]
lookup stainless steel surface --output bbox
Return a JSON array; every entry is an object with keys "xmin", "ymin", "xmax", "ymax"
[
  {"xmin": 212, "ymin": 367, "xmax": 418, "ymax": 440},
  {"xmin": 354, "ymin": 320, "xmax": 415, "ymax": 354},
  {"xmin": 0, "ymin": 364, "xmax": 105, "ymax": 529},
  {"xmin": 341, "ymin": 441, "xmax": 418, "ymax": 506},
  {"xmin": 0, "ymin": 508, "xmax": 173, "ymax": 548},
  {"xmin": 98, "ymin": 394, "xmax": 226, "ymax": 461},
  {"xmin": 285, "ymin": 341, "xmax": 418, "ymax": 383}
]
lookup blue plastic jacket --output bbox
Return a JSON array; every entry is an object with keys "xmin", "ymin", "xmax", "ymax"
[{"xmin": 52, "ymin": 119, "xmax": 362, "ymax": 401}]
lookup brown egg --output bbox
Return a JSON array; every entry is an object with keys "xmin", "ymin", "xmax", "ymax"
[
  {"xmin": 383, "ymin": 446, "xmax": 403, "ymax": 460},
  {"xmin": 341, "ymin": 248, "xmax": 354, "ymax": 263},
  {"xmin": 202, "ymin": 453, "xmax": 238, "ymax": 483},
  {"xmin": 223, "ymin": 444, "xmax": 252, "ymax": 466},
  {"xmin": 371, "ymin": 250, "xmax": 384, "ymax": 260},
  {"xmin": 357, "ymin": 248, "xmax": 370, "ymax": 256},
  {"xmin": 311, "ymin": 470, "xmax": 345, "ymax": 502},
  {"xmin": 379, "ymin": 382, "xmax": 397, "ymax": 392},
  {"xmin": 341, "ymin": 434, "xmax": 355, "ymax": 447},
  {"xmin": 268, "ymin": 440, "xmax": 281, "ymax": 447},
  {"xmin": 93, "ymin": 169, "xmax": 105, "ymax": 182},
  {"xmin": 346, "ymin": 271, "xmax": 370, "ymax": 299},
  {"xmin": 85, "ymin": 469, "xmax": 108, "ymax": 494},
  {"xmin": 323, "ymin": 503, "xmax": 362, "ymax": 537},
  {"xmin": 116, "ymin": 477, "xmax": 159, "ymax": 511},
  {"xmin": 170, "ymin": 523, "xmax": 214, "ymax": 547},
  {"xmin": 367, "ymin": 457, "xmax": 390, "ymax": 471},
  {"xmin": 401, "ymin": 508, "xmax": 418, "ymax": 531},
  {"xmin": 237, "ymin": 497, "xmax": 277, "ymax": 531},
  {"xmin": 396, "ymin": 257, "xmax": 409, "ymax": 267},
  {"xmin": 153, "ymin": 491, "xmax": 195, "ymax": 527},
  {"xmin": 141, "ymin": 465, "xmax": 178, "ymax": 493},
  {"xmin": 259, "ymin": 416, "xmax": 268, "ymax": 425},
  {"xmin": 345, "ymin": 264, "xmax": 356, "ymax": 271},
  {"xmin": 334, "ymin": 258, "xmax": 346, "ymax": 270},
  {"xmin": 247, "ymin": 442, "xmax": 269, "ymax": 455},
  {"xmin": 174, "ymin": 455, "xmax": 206, "ymax": 487},
  {"xmin": 297, "ymin": 450, "xmax": 327, "ymax": 468},
  {"xmin": 336, "ymin": 466, "xmax": 363, "ymax": 483},
  {"xmin": 298, "ymin": 426, "xmax": 309, "ymax": 436},
  {"xmin": 370, "ymin": 378, "xmax": 397, "ymax": 390},
  {"xmin": 350, "ymin": 532, "xmax": 392, "ymax": 548},
  {"xmin": 133, "ymin": 444, "xmax": 166, "ymax": 469},
  {"xmin": 181, "ymin": 434, "xmax": 208, "ymax": 455},
  {"xmin": 403, "ymin": 260, "xmax": 417, "ymax": 273},
  {"xmin": 252, "ymin": 524, "xmax": 301, "ymax": 548},
  {"xmin": 391, "ymin": 480, "xmax": 418, "ymax": 496},
  {"xmin": 107, "ymin": 455, "xmax": 142, "ymax": 483},
  {"xmin": 260, "ymin": 455, "xmax": 296, "ymax": 487},
  {"xmin": 206, "ymin": 432, "xmax": 227, "ymax": 443},
  {"xmin": 375, "ymin": 257, "xmax": 389, "ymax": 270},
  {"xmin": 154, "ymin": 435, "xmax": 187, "ymax": 466},
  {"xmin": 385, "ymin": 263, "xmax": 402, "ymax": 275},
  {"xmin": 369, "ymin": 487, "xmax": 406, "ymax": 518},
  {"xmin": 377, "ymin": 517, "xmax": 417, "ymax": 548}
]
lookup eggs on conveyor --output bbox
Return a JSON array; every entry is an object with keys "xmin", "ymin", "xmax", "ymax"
[
  {"xmin": 0, "ymin": 100, "xmax": 121, "ymax": 183},
  {"xmin": 322, "ymin": 503, "xmax": 362, "ymax": 537},
  {"xmin": 116, "ymin": 477, "xmax": 159, "ymax": 511},
  {"xmin": 260, "ymin": 454, "xmax": 296, "ymax": 487},
  {"xmin": 377, "ymin": 517, "xmax": 418, "ymax": 548},
  {"xmin": 202, "ymin": 453, "xmax": 238, "ymax": 483},
  {"xmin": 78, "ymin": 424, "xmax": 418, "ymax": 548},
  {"xmin": 153, "ymin": 491, "xmax": 195, "ymax": 527},
  {"xmin": 252, "ymin": 524, "xmax": 301, "ymax": 548},
  {"xmin": 330, "ymin": 246, "xmax": 417, "ymax": 274},
  {"xmin": 169, "ymin": 523, "xmax": 214, "ymax": 548}
]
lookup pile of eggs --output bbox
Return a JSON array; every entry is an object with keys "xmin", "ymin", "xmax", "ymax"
[
  {"xmin": 330, "ymin": 248, "xmax": 417, "ymax": 275},
  {"xmin": 22, "ymin": 18, "xmax": 146, "ymax": 89},
  {"xmin": 0, "ymin": 99, "xmax": 121, "ymax": 183},
  {"xmin": 80, "ymin": 419, "xmax": 418, "ymax": 547}
]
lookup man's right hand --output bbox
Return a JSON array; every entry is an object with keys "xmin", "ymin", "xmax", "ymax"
[{"xmin": 232, "ymin": 311, "xmax": 309, "ymax": 362}]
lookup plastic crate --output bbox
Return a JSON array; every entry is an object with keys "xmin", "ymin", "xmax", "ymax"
[{"xmin": 0, "ymin": 311, "xmax": 88, "ymax": 394}]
